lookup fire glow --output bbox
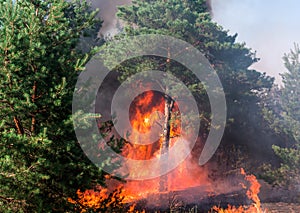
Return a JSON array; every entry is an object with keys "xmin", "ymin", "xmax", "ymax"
[
  {"xmin": 120, "ymin": 90, "xmax": 210, "ymax": 201},
  {"xmin": 69, "ymin": 90, "xmax": 266, "ymax": 212}
]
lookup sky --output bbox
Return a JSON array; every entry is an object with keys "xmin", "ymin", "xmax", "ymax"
[
  {"xmin": 92, "ymin": 0, "xmax": 300, "ymax": 84},
  {"xmin": 211, "ymin": 0, "xmax": 300, "ymax": 84}
]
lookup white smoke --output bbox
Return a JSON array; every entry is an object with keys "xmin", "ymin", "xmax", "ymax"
[{"xmin": 90, "ymin": 0, "xmax": 131, "ymax": 35}]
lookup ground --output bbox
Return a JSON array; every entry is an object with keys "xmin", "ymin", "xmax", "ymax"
[{"xmin": 262, "ymin": 203, "xmax": 300, "ymax": 213}]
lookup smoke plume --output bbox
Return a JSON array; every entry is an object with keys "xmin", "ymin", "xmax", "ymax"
[{"xmin": 90, "ymin": 0, "xmax": 131, "ymax": 35}]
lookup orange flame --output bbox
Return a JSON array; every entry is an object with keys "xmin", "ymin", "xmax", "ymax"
[
  {"xmin": 212, "ymin": 168, "xmax": 265, "ymax": 213},
  {"xmin": 119, "ymin": 90, "xmax": 210, "ymax": 201},
  {"xmin": 240, "ymin": 168, "xmax": 262, "ymax": 211},
  {"xmin": 68, "ymin": 185, "xmax": 127, "ymax": 212},
  {"xmin": 67, "ymin": 186, "xmax": 109, "ymax": 212}
]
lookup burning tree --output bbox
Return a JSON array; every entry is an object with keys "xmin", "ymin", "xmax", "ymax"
[
  {"xmin": 94, "ymin": 43, "xmax": 206, "ymax": 197},
  {"xmin": 117, "ymin": 0, "xmax": 274, "ymax": 171}
]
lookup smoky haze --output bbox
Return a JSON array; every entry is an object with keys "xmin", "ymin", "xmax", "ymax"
[{"xmin": 90, "ymin": 0, "xmax": 131, "ymax": 35}]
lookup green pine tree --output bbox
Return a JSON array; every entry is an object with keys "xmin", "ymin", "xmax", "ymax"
[
  {"xmin": 263, "ymin": 44, "xmax": 300, "ymax": 190},
  {"xmin": 0, "ymin": 0, "xmax": 106, "ymax": 211}
]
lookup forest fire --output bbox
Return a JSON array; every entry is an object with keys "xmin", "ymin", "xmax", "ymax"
[
  {"xmin": 69, "ymin": 91, "xmax": 268, "ymax": 212},
  {"xmin": 69, "ymin": 90, "xmax": 214, "ymax": 211}
]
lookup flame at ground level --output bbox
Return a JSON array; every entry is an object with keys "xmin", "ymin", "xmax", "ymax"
[
  {"xmin": 211, "ymin": 168, "xmax": 265, "ymax": 213},
  {"xmin": 118, "ymin": 158, "xmax": 212, "ymax": 203},
  {"xmin": 68, "ymin": 168, "xmax": 267, "ymax": 213}
]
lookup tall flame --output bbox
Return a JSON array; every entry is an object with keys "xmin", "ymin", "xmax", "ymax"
[
  {"xmin": 122, "ymin": 90, "xmax": 180, "ymax": 160},
  {"xmin": 119, "ymin": 90, "xmax": 209, "ymax": 202}
]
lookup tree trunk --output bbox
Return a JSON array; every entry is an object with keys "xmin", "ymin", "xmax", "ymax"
[{"xmin": 159, "ymin": 94, "xmax": 174, "ymax": 192}]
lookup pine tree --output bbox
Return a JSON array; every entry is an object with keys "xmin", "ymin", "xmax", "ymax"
[
  {"xmin": 0, "ymin": 0, "xmax": 104, "ymax": 211},
  {"xmin": 263, "ymin": 44, "xmax": 300, "ymax": 189},
  {"xmin": 281, "ymin": 44, "xmax": 300, "ymax": 142}
]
